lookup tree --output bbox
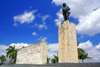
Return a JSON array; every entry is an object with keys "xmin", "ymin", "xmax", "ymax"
[
  {"xmin": 0, "ymin": 55, "xmax": 6, "ymax": 64},
  {"xmin": 47, "ymin": 57, "xmax": 50, "ymax": 64},
  {"xmin": 53, "ymin": 53, "xmax": 59, "ymax": 63},
  {"xmin": 78, "ymin": 48, "xmax": 85, "ymax": 59},
  {"xmin": 79, "ymin": 50, "xmax": 92, "ymax": 63},
  {"xmin": 77, "ymin": 42, "xmax": 92, "ymax": 63},
  {"xmin": 51, "ymin": 53, "xmax": 59, "ymax": 63},
  {"xmin": 6, "ymin": 45, "xmax": 18, "ymax": 65},
  {"xmin": 12, "ymin": 49, "xmax": 17, "ymax": 64},
  {"xmin": 77, "ymin": 42, "xmax": 85, "ymax": 59},
  {"xmin": 51, "ymin": 58, "xmax": 54, "ymax": 63}
]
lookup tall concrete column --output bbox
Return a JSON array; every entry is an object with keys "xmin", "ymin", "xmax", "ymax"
[{"xmin": 58, "ymin": 20, "xmax": 78, "ymax": 63}]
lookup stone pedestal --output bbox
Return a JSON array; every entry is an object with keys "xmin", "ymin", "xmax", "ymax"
[
  {"xmin": 58, "ymin": 20, "xmax": 78, "ymax": 63},
  {"xmin": 16, "ymin": 41, "xmax": 47, "ymax": 64}
]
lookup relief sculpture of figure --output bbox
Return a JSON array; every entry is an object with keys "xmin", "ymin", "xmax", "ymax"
[{"xmin": 62, "ymin": 3, "xmax": 70, "ymax": 21}]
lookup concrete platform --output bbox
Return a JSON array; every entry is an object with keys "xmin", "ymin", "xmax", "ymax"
[{"xmin": 0, "ymin": 63, "xmax": 100, "ymax": 67}]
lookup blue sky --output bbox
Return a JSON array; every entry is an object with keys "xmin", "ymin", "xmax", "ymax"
[{"xmin": 0, "ymin": 0, "xmax": 100, "ymax": 63}]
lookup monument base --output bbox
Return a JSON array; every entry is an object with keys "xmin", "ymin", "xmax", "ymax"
[{"xmin": 59, "ymin": 20, "xmax": 78, "ymax": 63}]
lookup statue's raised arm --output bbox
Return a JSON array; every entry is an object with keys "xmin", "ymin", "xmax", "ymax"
[{"xmin": 62, "ymin": 3, "xmax": 70, "ymax": 21}]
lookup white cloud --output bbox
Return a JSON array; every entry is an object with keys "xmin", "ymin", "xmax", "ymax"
[
  {"xmin": 76, "ymin": 8, "xmax": 100, "ymax": 36},
  {"xmin": 10, "ymin": 43, "xmax": 29, "ymax": 49},
  {"xmin": 78, "ymin": 40, "xmax": 93, "ymax": 49},
  {"xmin": 31, "ymin": 15, "xmax": 49, "ymax": 30},
  {"xmin": 42, "ymin": 15, "xmax": 50, "ymax": 22},
  {"xmin": 38, "ymin": 23, "xmax": 48, "ymax": 30},
  {"xmin": 0, "ymin": 45, "xmax": 8, "ymax": 51},
  {"xmin": 32, "ymin": 32, "xmax": 37, "ymax": 35},
  {"xmin": 54, "ymin": 8, "xmax": 64, "ymax": 25},
  {"xmin": 13, "ymin": 10, "xmax": 37, "ymax": 25},
  {"xmin": 32, "ymin": 23, "xmax": 48, "ymax": 30},
  {"xmin": 32, "ymin": 23, "xmax": 38, "ymax": 28},
  {"xmin": 37, "ymin": 15, "xmax": 50, "ymax": 30},
  {"xmin": 85, "ymin": 46, "xmax": 100, "ymax": 62},
  {"xmin": 38, "ymin": 14, "xmax": 50, "ymax": 22},
  {"xmin": 13, "ymin": 22, "xmax": 17, "ymax": 27},
  {"xmin": 0, "ymin": 45, "xmax": 8, "ymax": 56},
  {"xmin": 96, "ymin": 43, "xmax": 100, "ymax": 50},
  {"xmin": 38, "ymin": 37, "xmax": 47, "ymax": 41},
  {"xmin": 48, "ymin": 43, "xmax": 58, "ymax": 52}
]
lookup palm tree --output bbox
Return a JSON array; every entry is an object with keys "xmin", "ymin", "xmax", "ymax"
[
  {"xmin": 12, "ymin": 49, "xmax": 17, "ymax": 64},
  {"xmin": 78, "ymin": 48, "xmax": 85, "ymax": 59},
  {"xmin": 6, "ymin": 45, "xmax": 18, "ymax": 65},
  {"xmin": 77, "ymin": 42, "xmax": 92, "ymax": 63},
  {"xmin": 79, "ymin": 51, "xmax": 92, "ymax": 63},
  {"xmin": 0, "ymin": 55, "xmax": 6, "ymax": 64},
  {"xmin": 77, "ymin": 42, "xmax": 85, "ymax": 59},
  {"xmin": 53, "ymin": 53, "xmax": 59, "ymax": 63},
  {"xmin": 51, "ymin": 53, "xmax": 59, "ymax": 63},
  {"xmin": 47, "ymin": 57, "xmax": 50, "ymax": 64},
  {"xmin": 51, "ymin": 58, "xmax": 55, "ymax": 63}
]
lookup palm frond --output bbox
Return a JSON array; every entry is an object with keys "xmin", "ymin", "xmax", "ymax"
[
  {"xmin": 86, "ymin": 57, "xmax": 93, "ymax": 59},
  {"xmin": 78, "ymin": 48, "xmax": 85, "ymax": 53},
  {"xmin": 77, "ymin": 42, "xmax": 80, "ymax": 46}
]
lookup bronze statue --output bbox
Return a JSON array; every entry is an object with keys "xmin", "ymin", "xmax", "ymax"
[{"xmin": 62, "ymin": 3, "xmax": 70, "ymax": 21}]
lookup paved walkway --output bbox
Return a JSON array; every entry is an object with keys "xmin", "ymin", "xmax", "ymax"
[{"xmin": 0, "ymin": 63, "xmax": 100, "ymax": 67}]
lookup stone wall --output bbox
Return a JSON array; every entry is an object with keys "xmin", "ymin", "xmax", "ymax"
[
  {"xmin": 58, "ymin": 20, "xmax": 78, "ymax": 63},
  {"xmin": 16, "ymin": 41, "xmax": 47, "ymax": 64}
]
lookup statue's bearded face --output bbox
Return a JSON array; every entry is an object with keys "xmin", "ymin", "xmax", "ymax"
[{"xmin": 63, "ymin": 3, "xmax": 66, "ymax": 7}]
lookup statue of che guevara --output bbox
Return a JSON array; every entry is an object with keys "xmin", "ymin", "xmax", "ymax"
[{"xmin": 62, "ymin": 3, "xmax": 70, "ymax": 21}]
